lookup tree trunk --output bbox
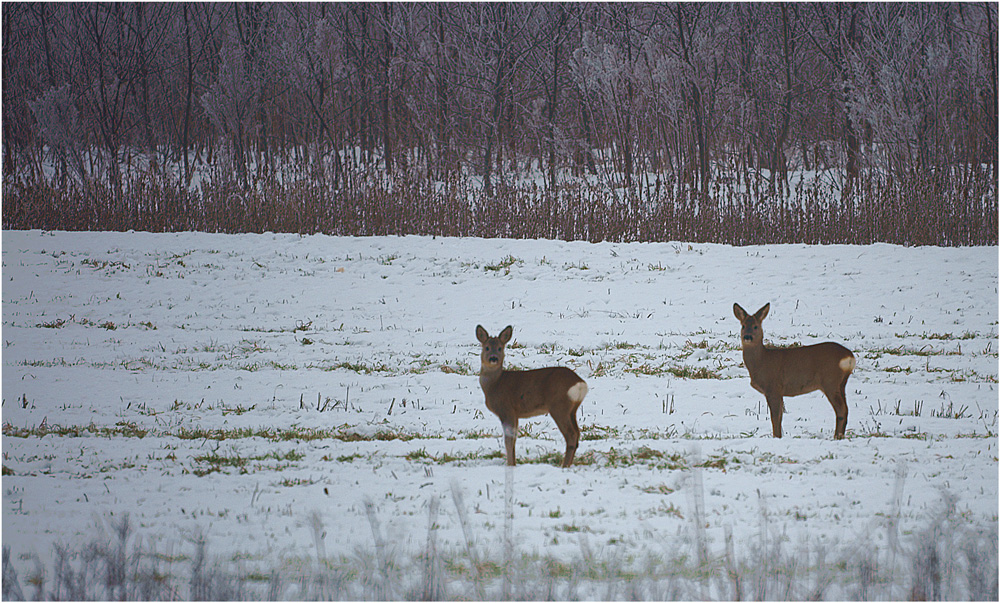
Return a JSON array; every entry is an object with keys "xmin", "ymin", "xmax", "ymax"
[
  {"xmin": 547, "ymin": 8, "xmax": 562, "ymax": 189},
  {"xmin": 135, "ymin": 4, "xmax": 156, "ymax": 163},
  {"xmin": 985, "ymin": 3, "xmax": 998, "ymax": 177},
  {"xmin": 772, "ymin": 4, "xmax": 794, "ymax": 195},
  {"xmin": 484, "ymin": 4, "xmax": 508, "ymax": 196},
  {"xmin": 676, "ymin": 5, "xmax": 710, "ymax": 196},
  {"xmin": 182, "ymin": 4, "xmax": 193, "ymax": 185},
  {"xmin": 622, "ymin": 5, "xmax": 634, "ymax": 190},
  {"xmin": 435, "ymin": 4, "xmax": 451, "ymax": 179},
  {"xmin": 843, "ymin": 5, "xmax": 861, "ymax": 185},
  {"xmin": 381, "ymin": 2, "xmax": 393, "ymax": 174}
]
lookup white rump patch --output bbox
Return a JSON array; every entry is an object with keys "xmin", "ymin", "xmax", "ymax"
[
  {"xmin": 567, "ymin": 381, "xmax": 588, "ymax": 404},
  {"xmin": 839, "ymin": 356, "xmax": 856, "ymax": 373}
]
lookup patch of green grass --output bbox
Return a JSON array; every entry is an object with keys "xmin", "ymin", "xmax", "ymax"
[
  {"xmin": 175, "ymin": 426, "xmax": 260, "ymax": 441},
  {"xmin": 683, "ymin": 339, "xmax": 710, "ymax": 350},
  {"xmin": 192, "ymin": 449, "xmax": 307, "ymax": 476},
  {"xmin": 193, "ymin": 450, "xmax": 250, "ymax": 472},
  {"xmin": 900, "ymin": 331, "xmax": 979, "ymax": 341},
  {"xmin": 669, "ymin": 365, "xmax": 721, "ymax": 379},
  {"xmin": 457, "ymin": 428, "xmax": 496, "ymax": 440},
  {"xmin": 318, "ymin": 361, "xmax": 394, "ymax": 374},
  {"xmin": 239, "ymin": 320, "xmax": 312, "ymax": 334},
  {"xmin": 405, "ymin": 448, "xmax": 431, "ymax": 461},
  {"xmin": 443, "ymin": 558, "xmax": 504, "ymax": 581},
  {"xmin": 696, "ymin": 454, "xmax": 732, "ymax": 470},
  {"xmin": 580, "ymin": 424, "xmax": 620, "ymax": 441},
  {"xmin": 864, "ymin": 345, "xmax": 960, "ymax": 358},
  {"xmin": 18, "ymin": 358, "xmax": 80, "ymax": 368},
  {"xmin": 220, "ymin": 403, "xmax": 256, "ymax": 416},
  {"xmin": 753, "ymin": 451, "xmax": 797, "ymax": 465},
  {"xmin": 625, "ymin": 363, "xmax": 721, "ymax": 379},
  {"xmin": 640, "ymin": 484, "xmax": 675, "ymax": 495},
  {"xmin": 881, "ymin": 365, "xmax": 913, "ymax": 374},
  {"xmin": 403, "ymin": 448, "xmax": 505, "ymax": 464},
  {"xmin": 484, "ymin": 255, "xmax": 522, "ymax": 272},
  {"xmin": 276, "ymin": 477, "xmax": 315, "ymax": 487},
  {"xmin": 520, "ymin": 451, "xmax": 575, "ymax": 466},
  {"xmin": 36, "ymin": 318, "xmax": 66, "ymax": 329},
  {"xmin": 505, "ymin": 446, "xmax": 703, "ymax": 470},
  {"xmin": 328, "ymin": 453, "xmax": 364, "ymax": 462},
  {"xmin": 80, "ymin": 257, "xmax": 131, "ymax": 271},
  {"xmin": 623, "ymin": 362, "xmax": 667, "ymax": 376},
  {"xmin": 115, "ymin": 421, "xmax": 149, "ymax": 438},
  {"xmin": 2, "ymin": 421, "xmax": 148, "ymax": 439},
  {"xmin": 954, "ymin": 432, "xmax": 996, "ymax": 439},
  {"xmin": 589, "ymin": 362, "xmax": 611, "ymax": 377},
  {"xmin": 657, "ymin": 502, "xmax": 684, "ymax": 519},
  {"xmin": 441, "ymin": 361, "xmax": 476, "ymax": 375},
  {"xmin": 173, "ymin": 425, "xmax": 425, "ymax": 443},
  {"xmin": 608, "ymin": 341, "xmax": 638, "ymax": 350}
]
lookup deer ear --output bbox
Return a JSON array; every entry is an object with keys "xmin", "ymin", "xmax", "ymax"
[
  {"xmin": 733, "ymin": 303, "xmax": 748, "ymax": 321},
  {"xmin": 498, "ymin": 325, "xmax": 513, "ymax": 345},
  {"xmin": 755, "ymin": 303, "xmax": 770, "ymax": 321},
  {"xmin": 476, "ymin": 325, "xmax": 489, "ymax": 343}
]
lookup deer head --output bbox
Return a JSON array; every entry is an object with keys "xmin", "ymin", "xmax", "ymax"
[
  {"xmin": 733, "ymin": 303, "xmax": 770, "ymax": 348},
  {"xmin": 476, "ymin": 324, "xmax": 512, "ymax": 371}
]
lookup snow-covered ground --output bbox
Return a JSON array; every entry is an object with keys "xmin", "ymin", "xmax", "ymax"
[{"xmin": 2, "ymin": 231, "xmax": 997, "ymax": 596}]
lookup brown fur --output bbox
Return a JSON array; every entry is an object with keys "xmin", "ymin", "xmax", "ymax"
[
  {"xmin": 734, "ymin": 303, "xmax": 855, "ymax": 439},
  {"xmin": 476, "ymin": 325, "xmax": 587, "ymax": 467}
]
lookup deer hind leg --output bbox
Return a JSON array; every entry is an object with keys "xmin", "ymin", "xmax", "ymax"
[
  {"xmin": 765, "ymin": 394, "xmax": 784, "ymax": 438},
  {"xmin": 827, "ymin": 378, "xmax": 850, "ymax": 440},
  {"xmin": 551, "ymin": 405, "xmax": 581, "ymax": 468}
]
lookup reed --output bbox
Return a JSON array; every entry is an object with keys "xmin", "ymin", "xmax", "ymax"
[{"xmin": 3, "ymin": 167, "xmax": 995, "ymax": 246}]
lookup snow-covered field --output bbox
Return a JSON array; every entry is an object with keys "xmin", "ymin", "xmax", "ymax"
[{"xmin": 2, "ymin": 230, "xmax": 997, "ymax": 598}]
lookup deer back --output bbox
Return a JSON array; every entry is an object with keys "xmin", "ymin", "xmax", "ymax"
[{"xmin": 485, "ymin": 366, "xmax": 585, "ymax": 419}]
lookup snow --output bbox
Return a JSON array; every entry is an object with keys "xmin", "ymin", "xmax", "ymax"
[{"xmin": 2, "ymin": 230, "xmax": 996, "ymax": 580}]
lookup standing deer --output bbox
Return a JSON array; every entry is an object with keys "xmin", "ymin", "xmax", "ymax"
[
  {"xmin": 733, "ymin": 303, "xmax": 856, "ymax": 439},
  {"xmin": 476, "ymin": 325, "xmax": 588, "ymax": 467}
]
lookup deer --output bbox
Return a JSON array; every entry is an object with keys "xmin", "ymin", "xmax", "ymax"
[
  {"xmin": 733, "ymin": 303, "xmax": 856, "ymax": 440},
  {"xmin": 475, "ymin": 325, "xmax": 588, "ymax": 467}
]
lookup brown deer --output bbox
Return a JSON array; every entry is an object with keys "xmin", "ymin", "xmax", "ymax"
[
  {"xmin": 476, "ymin": 325, "xmax": 588, "ymax": 467},
  {"xmin": 733, "ymin": 303, "xmax": 856, "ymax": 439}
]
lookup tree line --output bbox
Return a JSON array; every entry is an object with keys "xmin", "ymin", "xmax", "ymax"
[{"xmin": 2, "ymin": 3, "xmax": 997, "ymax": 244}]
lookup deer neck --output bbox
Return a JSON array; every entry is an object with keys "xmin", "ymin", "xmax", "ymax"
[
  {"xmin": 741, "ymin": 341, "xmax": 768, "ymax": 372},
  {"xmin": 479, "ymin": 364, "xmax": 503, "ymax": 392}
]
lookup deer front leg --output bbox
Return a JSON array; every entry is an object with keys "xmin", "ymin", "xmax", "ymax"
[
  {"xmin": 765, "ymin": 394, "xmax": 784, "ymax": 438},
  {"xmin": 501, "ymin": 419, "xmax": 518, "ymax": 466}
]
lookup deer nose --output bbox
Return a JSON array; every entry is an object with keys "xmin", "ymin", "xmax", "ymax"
[{"xmin": 488, "ymin": 355, "xmax": 500, "ymax": 364}]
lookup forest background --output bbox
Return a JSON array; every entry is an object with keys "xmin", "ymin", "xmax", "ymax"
[{"xmin": 2, "ymin": 2, "xmax": 997, "ymax": 245}]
